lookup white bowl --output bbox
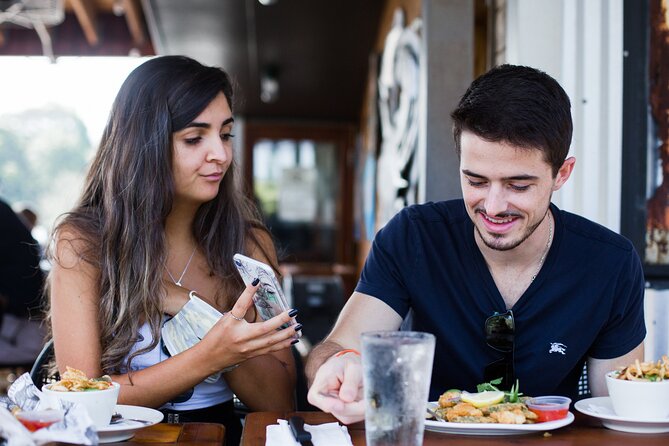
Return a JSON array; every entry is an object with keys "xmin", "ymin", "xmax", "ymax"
[
  {"xmin": 42, "ymin": 381, "xmax": 120, "ymax": 428},
  {"xmin": 605, "ymin": 371, "xmax": 669, "ymax": 421}
]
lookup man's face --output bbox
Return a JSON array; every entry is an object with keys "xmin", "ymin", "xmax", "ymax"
[{"xmin": 459, "ymin": 131, "xmax": 572, "ymax": 251}]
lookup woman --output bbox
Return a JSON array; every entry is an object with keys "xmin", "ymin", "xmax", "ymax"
[{"xmin": 47, "ymin": 55, "xmax": 299, "ymax": 444}]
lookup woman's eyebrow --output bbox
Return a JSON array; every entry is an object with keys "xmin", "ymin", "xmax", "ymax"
[{"xmin": 184, "ymin": 117, "xmax": 235, "ymax": 129}]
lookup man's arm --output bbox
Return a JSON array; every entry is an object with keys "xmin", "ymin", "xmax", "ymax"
[
  {"xmin": 305, "ymin": 292, "xmax": 402, "ymax": 423},
  {"xmin": 587, "ymin": 341, "xmax": 644, "ymax": 396},
  {"xmin": 306, "ymin": 292, "xmax": 403, "ymax": 383}
]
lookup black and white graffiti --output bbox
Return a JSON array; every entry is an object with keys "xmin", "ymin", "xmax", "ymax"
[{"xmin": 376, "ymin": 8, "xmax": 423, "ymax": 228}]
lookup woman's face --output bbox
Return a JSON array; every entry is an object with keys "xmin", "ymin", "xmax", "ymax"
[{"xmin": 171, "ymin": 92, "xmax": 234, "ymax": 206}]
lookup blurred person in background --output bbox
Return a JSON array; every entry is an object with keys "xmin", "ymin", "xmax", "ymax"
[
  {"xmin": 0, "ymin": 198, "xmax": 45, "ymax": 366},
  {"xmin": 16, "ymin": 206, "xmax": 37, "ymax": 232},
  {"xmin": 46, "ymin": 55, "xmax": 300, "ymax": 444}
]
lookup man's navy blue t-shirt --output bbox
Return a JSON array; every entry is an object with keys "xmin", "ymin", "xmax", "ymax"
[{"xmin": 355, "ymin": 199, "xmax": 646, "ymax": 401}]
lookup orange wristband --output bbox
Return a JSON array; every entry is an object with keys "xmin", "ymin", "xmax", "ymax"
[{"xmin": 334, "ymin": 349, "xmax": 361, "ymax": 358}]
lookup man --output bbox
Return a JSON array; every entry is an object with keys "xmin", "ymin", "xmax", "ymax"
[
  {"xmin": 305, "ymin": 64, "xmax": 645, "ymax": 424},
  {"xmin": 0, "ymin": 198, "xmax": 45, "ymax": 365}
]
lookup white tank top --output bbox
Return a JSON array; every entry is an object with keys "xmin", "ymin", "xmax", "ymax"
[{"xmin": 121, "ymin": 322, "xmax": 233, "ymax": 411}]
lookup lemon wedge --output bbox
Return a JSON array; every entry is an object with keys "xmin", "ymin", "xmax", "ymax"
[{"xmin": 460, "ymin": 390, "xmax": 505, "ymax": 408}]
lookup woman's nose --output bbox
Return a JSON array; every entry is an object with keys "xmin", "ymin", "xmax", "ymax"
[{"xmin": 207, "ymin": 139, "xmax": 229, "ymax": 163}]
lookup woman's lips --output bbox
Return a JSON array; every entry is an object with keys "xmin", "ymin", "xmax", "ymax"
[{"xmin": 202, "ymin": 172, "xmax": 223, "ymax": 181}]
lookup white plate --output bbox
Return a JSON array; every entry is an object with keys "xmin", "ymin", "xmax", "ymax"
[
  {"xmin": 96, "ymin": 404, "xmax": 163, "ymax": 443},
  {"xmin": 574, "ymin": 396, "xmax": 669, "ymax": 434},
  {"xmin": 425, "ymin": 402, "xmax": 574, "ymax": 436}
]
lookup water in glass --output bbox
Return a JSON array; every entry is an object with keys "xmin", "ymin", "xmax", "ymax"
[{"xmin": 362, "ymin": 331, "xmax": 435, "ymax": 446}]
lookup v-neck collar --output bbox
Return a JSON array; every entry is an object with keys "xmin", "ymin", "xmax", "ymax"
[{"xmin": 464, "ymin": 203, "xmax": 561, "ymax": 312}]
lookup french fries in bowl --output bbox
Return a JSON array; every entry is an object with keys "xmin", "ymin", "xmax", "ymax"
[
  {"xmin": 42, "ymin": 367, "xmax": 120, "ymax": 428},
  {"xmin": 606, "ymin": 355, "xmax": 669, "ymax": 421}
]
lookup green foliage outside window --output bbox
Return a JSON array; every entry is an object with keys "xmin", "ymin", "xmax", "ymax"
[{"xmin": 0, "ymin": 106, "xmax": 92, "ymax": 228}]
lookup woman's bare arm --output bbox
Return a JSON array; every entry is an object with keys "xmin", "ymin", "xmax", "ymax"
[
  {"xmin": 50, "ymin": 230, "xmax": 297, "ymax": 408},
  {"xmin": 224, "ymin": 228, "xmax": 297, "ymax": 411}
]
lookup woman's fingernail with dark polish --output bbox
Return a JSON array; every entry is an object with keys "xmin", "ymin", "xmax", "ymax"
[
  {"xmin": 288, "ymin": 309, "xmax": 298, "ymax": 317},
  {"xmin": 291, "ymin": 339, "xmax": 299, "ymax": 345},
  {"xmin": 294, "ymin": 324, "xmax": 303, "ymax": 332},
  {"xmin": 251, "ymin": 278, "xmax": 260, "ymax": 286}
]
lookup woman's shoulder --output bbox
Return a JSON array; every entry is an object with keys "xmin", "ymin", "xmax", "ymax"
[
  {"xmin": 244, "ymin": 226, "xmax": 278, "ymax": 265},
  {"xmin": 51, "ymin": 221, "xmax": 99, "ymax": 269}
]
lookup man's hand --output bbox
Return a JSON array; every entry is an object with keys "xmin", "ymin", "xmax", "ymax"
[
  {"xmin": 307, "ymin": 352, "xmax": 365, "ymax": 424},
  {"xmin": 304, "ymin": 293, "xmax": 402, "ymax": 424}
]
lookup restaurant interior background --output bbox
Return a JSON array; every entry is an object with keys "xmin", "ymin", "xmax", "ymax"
[{"xmin": 0, "ymin": 0, "xmax": 668, "ymax": 395}]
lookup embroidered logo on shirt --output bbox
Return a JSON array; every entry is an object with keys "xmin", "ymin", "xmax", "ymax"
[{"xmin": 549, "ymin": 342, "xmax": 567, "ymax": 355}]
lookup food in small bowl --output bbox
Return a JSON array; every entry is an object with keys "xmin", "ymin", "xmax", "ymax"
[
  {"xmin": 42, "ymin": 367, "xmax": 120, "ymax": 428},
  {"xmin": 605, "ymin": 356, "xmax": 669, "ymax": 421},
  {"xmin": 15, "ymin": 409, "xmax": 64, "ymax": 432},
  {"xmin": 526, "ymin": 396, "xmax": 571, "ymax": 422}
]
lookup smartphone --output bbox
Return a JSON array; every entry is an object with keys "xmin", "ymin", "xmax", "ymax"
[{"xmin": 233, "ymin": 253, "xmax": 300, "ymax": 336}]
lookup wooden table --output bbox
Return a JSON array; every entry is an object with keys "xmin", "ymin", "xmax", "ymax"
[
  {"xmin": 48, "ymin": 422, "xmax": 225, "ymax": 445},
  {"xmin": 242, "ymin": 411, "xmax": 668, "ymax": 445}
]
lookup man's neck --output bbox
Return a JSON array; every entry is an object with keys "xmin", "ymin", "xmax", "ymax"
[{"xmin": 476, "ymin": 211, "xmax": 553, "ymax": 307}]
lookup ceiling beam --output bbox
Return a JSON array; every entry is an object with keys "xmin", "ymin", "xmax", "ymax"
[
  {"xmin": 69, "ymin": 0, "xmax": 100, "ymax": 46},
  {"xmin": 122, "ymin": 0, "xmax": 146, "ymax": 46}
]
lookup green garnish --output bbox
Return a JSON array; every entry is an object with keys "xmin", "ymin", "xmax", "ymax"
[
  {"xmin": 477, "ymin": 377, "xmax": 503, "ymax": 392},
  {"xmin": 476, "ymin": 378, "xmax": 523, "ymax": 403}
]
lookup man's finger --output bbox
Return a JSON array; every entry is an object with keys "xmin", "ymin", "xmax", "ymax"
[
  {"xmin": 339, "ymin": 358, "xmax": 362, "ymax": 403},
  {"xmin": 331, "ymin": 400, "xmax": 365, "ymax": 425},
  {"xmin": 307, "ymin": 362, "xmax": 351, "ymax": 409},
  {"xmin": 308, "ymin": 384, "xmax": 345, "ymax": 412},
  {"xmin": 311, "ymin": 393, "xmax": 364, "ymax": 425}
]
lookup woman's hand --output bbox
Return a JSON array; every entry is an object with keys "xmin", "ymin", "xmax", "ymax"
[{"xmin": 194, "ymin": 280, "xmax": 300, "ymax": 374}]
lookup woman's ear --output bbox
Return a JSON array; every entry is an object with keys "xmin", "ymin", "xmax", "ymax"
[{"xmin": 553, "ymin": 157, "xmax": 576, "ymax": 191}]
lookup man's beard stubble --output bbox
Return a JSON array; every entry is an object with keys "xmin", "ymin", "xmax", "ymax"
[{"xmin": 474, "ymin": 208, "xmax": 549, "ymax": 252}]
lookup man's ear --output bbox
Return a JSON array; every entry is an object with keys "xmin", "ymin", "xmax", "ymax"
[{"xmin": 553, "ymin": 157, "xmax": 575, "ymax": 191}]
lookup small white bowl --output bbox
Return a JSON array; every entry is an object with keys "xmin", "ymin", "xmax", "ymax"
[
  {"xmin": 42, "ymin": 381, "xmax": 120, "ymax": 427},
  {"xmin": 605, "ymin": 371, "xmax": 669, "ymax": 421}
]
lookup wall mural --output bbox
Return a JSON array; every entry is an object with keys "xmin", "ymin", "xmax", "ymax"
[
  {"xmin": 375, "ymin": 8, "xmax": 423, "ymax": 229},
  {"xmin": 645, "ymin": 0, "xmax": 669, "ymax": 264}
]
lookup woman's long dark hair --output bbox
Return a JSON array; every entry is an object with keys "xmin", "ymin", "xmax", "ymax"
[{"xmin": 47, "ymin": 56, "xmax": 269, "ymax": 374}]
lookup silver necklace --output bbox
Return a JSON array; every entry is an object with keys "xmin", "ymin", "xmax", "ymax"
[
  {"xmin": 166, "ymin": 246, "xmax": 197, "ymax": 287},
  {"xmin": 530, "ymin": 212, "xmax": 553, "ymax": 283}
]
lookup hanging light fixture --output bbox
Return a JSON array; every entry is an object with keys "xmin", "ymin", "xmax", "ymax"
[{"xmin": 260, "ymin": 64, "xmax": 280, "ymax": 103}]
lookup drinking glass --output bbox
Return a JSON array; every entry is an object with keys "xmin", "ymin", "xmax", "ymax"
[{"xmin": 361, "ymin": 331, "xmax": 436, "ymax": 446}]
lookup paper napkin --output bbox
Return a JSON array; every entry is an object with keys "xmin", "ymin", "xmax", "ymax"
[
  {"xmin": 265, "ymin": 418, "xmax": 353, "ymax": 446},
  {"xmin": 0, "ymin": 373, "xmax": 97, "ymax": 446}
]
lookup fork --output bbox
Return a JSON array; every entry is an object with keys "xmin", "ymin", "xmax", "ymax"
[{"xmin": 110, "ymin": 412, "xmax": 152, "ymax": 425}]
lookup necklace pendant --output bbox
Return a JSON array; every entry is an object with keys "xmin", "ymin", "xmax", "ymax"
[{"xmin": 166, "ymin": 246, "xmax": 197, "ymax": 288}]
